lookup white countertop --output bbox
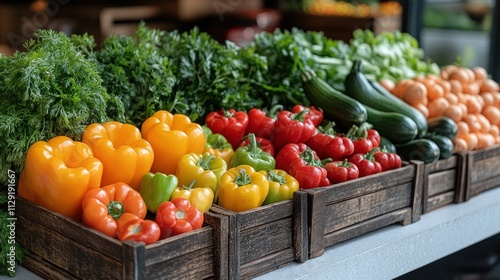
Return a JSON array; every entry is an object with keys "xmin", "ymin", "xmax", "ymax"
[{"xmin": 256, "ymin": 186, "xmax": 500, "ymax": 280}]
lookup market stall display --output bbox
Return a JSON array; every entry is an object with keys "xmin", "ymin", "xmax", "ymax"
[{"xmin": 2, "ymin": 21, "xmax": 500, "ymax": 279}]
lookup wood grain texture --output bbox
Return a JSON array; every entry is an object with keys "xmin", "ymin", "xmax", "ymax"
[
  {"xmin": 465, "ymin": 145, "xmax": 500, "ymax": 200},
  {"xmin": 17, "ymin": 196, "xmax": 228, "ymax": 280},
  {"xmin": 306, "ymin": 162, "xmax": 423, "ymax": 259},
  {"xmin": 209, "ymin": 194, "xmax": 307, "ymax": 280}
]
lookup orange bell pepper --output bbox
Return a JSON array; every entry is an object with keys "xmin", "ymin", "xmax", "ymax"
[
  {"xmin": 81, "ymin": 182, "xmax": 147, "ymax": 238},
  {"xmin": 82, "ymin": 121, "xmax": 154, "ymax": 191},
  {"xmin": 141, "ymin": 110, "xmax": 206, "ymax": 175},
  {"xmin": 18, "ymin": 136, "xmax": 103, "ymax": 221}
]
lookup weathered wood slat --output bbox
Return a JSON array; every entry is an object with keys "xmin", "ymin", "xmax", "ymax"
[
  {"xmin": 323, "ymin": 183, "xmax": 412, "ymax": 233},
  {"xmin": 422, "ymin": 153, "xmax": 467, "ymax": 214},
  {"xmin": 324, "ymin": 208, "xmax": 412, "ymax": 246},
  {"xmin": 306, "ymin": 161, "xmax": 423, "ymax": 259},
  {"xmin": 465, "ymin": 145, "xmax": 500, "ymax": 200},
  {"xmin": 17, "ymin": 196, "xmax": 229, "ymax": 279},
  {"xmin": 209, "ymin": 191, "xmax": 308, "ymax": 279},
  {"xmin": 426, "ymin": 191, "xmax": 455, "ymax": 212}
]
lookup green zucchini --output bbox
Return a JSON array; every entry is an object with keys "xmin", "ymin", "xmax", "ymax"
[
  {"xmin": 364, "ymin": 104, "xmax": 418, "ymax": 144},
  {"xmin": 395, "ymin": 138, "xmax": 440, "ymax": 164},
  {"xmin": 344, "ymin": 59, "xmax": 428, "ymax": 138},
  {"xmin": 427, "ymin": 116, "xmax": 458, "ymax": 140},
  {"xmin": 302, "ymin": 70, "xmax": 368, "ymax": 128},
  {"xmin": 423, "ymin": 133, "xmax": 455, "ymax": 160},
  {"xmin": 379, "ymin": 136, "xmax": 397, "ymax": 154}
]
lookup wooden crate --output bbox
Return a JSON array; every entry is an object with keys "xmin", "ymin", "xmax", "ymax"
[
  {"xmin": 209, "ymin": 191, "xmax": 308, "ymax": 280},
  {"xmin": 306, "ymin": 161, "xmax": 424, "ymax": 259},
  {"xmin": 464, "ymin": 144, "xmax": 500, "ymax": 200},
  {"xmin": 17, "ymin": 196, "xmax": 229, "ymax": 280},
  {"xmin": 422, "ymin": 152, "xmax": 467, "ymax": 213}
]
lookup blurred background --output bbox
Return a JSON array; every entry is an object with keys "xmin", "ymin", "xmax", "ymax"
[{"xmin": 0, "ymin": 0, "xmax": 496, "ymax": 70}]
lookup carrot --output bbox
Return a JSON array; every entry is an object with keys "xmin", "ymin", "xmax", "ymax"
[
  {"xmin": 462, "ymin": 82, "xmax": 480, "ymax": 95},
  {"xmin": 456, "ymin": 121, "xmax": 470, "ymax": 136},
  {"xmin": 474, "ymin": 132, "xmax": 495, "ymax": 150},
  {"xmin": 427, "ymin": 97, "xmax": 449, "ymax": 118},
  {"xmin": 449, "ymin": 79, "xmax": 463, "ymax": 94},
  {"xmin": 480, "ymin": 79, "xmax": 499, "ymax": 93},
  {"xmin": 426, "ymin": 80, "xmax": 445, "ymax": 100},
  {"xmin": 482, "ymin": 105, "xmax": 500, "ymax": 126},
  {"xmin": 442, "ymin": 104, "xmax": 463, "ymax": 122},
  {"xmin": 479, "ymin": 92, "xmax": 495, "ymax": 107},
  {"xmin": 488, "ymin": 124, "xmax": 500, "ymax": 138},
  {"xmin": 463, "ymin": 114, "xmax": 481, "ymax": 132},
  {"xmin": 443, "ymin": 92, "xmax": 459, "ymax": 104},
  {"xmin": 448, "ymin": 67, "xmax": 473, "ymax": 84},
  {"xmin": 413, "ymin": 103, "xmax": 429, "ymax": 119},
  {"xmin": 458, "ymin": 132, "xmax": 478, "ymax": 150},
  {"xmin": 379, "ymin": 79, "xmax": 395, "ymax": 92},
  {"xmin": 464, "ymin": 95, "xmax": 483, "ymax": 114},
  {"xmin": 392, "ymin": 79, "xmax": 415, "ymax": 99},
  {"xmin": 403, "ymin": 81, "xmax": 428, "ymax": 105},
  {"xmin": 453, "ymin": 137, "xmax": 468, "ymax": 152},
  {"xmin": 475, "ymin": 113, "xmax": 492, "ymax": 133},
  {"xmin": 472, "ymin": 66, "xmax": 488, "ymax": 81}
]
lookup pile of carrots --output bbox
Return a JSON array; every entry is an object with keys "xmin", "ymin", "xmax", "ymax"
[{"xmin": 380, "ymin": 65, "xmax": 500, "ymax": 151}]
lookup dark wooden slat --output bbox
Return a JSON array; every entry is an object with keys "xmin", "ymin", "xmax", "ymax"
[
  {"xmin": 426, "ymin": 191, "xmax": 456, "ymax": 213},
  {"xmin": 428, "ymin": 169, "xmax": 457, "ymax": 196},
  {"xmin": 324, "ymin": 208, "xmax": 412, "ymax": 246},
  {"xmin": 240, "ymin": 249, "xmax": 295, "ymax": 280}
]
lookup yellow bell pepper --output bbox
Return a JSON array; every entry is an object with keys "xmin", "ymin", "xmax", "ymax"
[
  {"xmin": 141, "ymin": 110, "xmax": 206, "ymax": 175},
  {"xmin": 170, "ymin": 180, "xmax": 214, "ymax": 213},
  {"xmin": 217, "ymin": 165, "xmax": 269, "ymax": 212},
  {"xmin": 259, "ymin": 169, "xmax": 299, "ymax": 205},
  {"xmin": 18, "ymin": 136, "xmax": 103, "ymax": 221},
  {"xmin": 82, "ymin": 121, "xmax": 154, "ymax": 191},
  {"xmin": 175, "ymin": 152, "xmax": 227, "ymax": 203}
]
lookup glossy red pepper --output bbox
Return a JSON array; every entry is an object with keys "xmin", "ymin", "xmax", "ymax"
[
  {"xmin": 245, "ymin": 105, "xmax": 283, "ymax": 139},
  {"xmin": 325, "ymin": 159, "xmax": 359, "ymax": 184},
  {"xmin": 348, "ymin": 148, "xmax": 383, "ymax": 177},
  {"xmin": 288, "ymin": 147, "xmax": 330, "ymax": 189},
  {"xmin": 272, "ymin": 109, "xmax": 316, "ymax": 153},
  {"xmin": 374, "ymin": 148, "xmax": 402, "ymax": 171},
  {"xmin": 291, "ymin": 104, "xmax": 324, "ymax": 127},
  {"xmin": 155, "ymin": 197, "xmax": 204, "ymax": 239},
  {"xmin": 205, "ymin": 109, "xmax": 249, "ymax": 150},
  {"xmin": 306, "ymin": 121, "xmax": 354, "ymax": 160},
  {"xmin": 346, "ymin": 123, "xmax": 381, "ymax": 155},
  {"xmin": 117, "ymin": 217, "xmax": 161, "ymax": 245},
  {"xmin": 274, "ymin": 143, "xmax": 310, "ymax": 172},
  {"xmin": 238, "ymin": 134, "xmax": 275, "ymax": 157}
]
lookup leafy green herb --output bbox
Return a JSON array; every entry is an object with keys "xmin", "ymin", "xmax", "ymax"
[{"xmin": 0, "ymin": 29, "xmax": 118, "ymax": 185}]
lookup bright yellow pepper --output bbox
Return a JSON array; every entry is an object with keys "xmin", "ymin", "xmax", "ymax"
[
  {"xmin": 170, "ymin": 180, "xmax": 214, "ymax": 213},
  {"xmin": 18, "ymin": 136, "xmax": 104, "ymax": 221},
  {"xmin": 82, "ymin": 121, "xmax": 154, "ymax": 191},
  {"xmin": 259, "ymin": 169, "xmax": 299, "ymax": 205},
  {"xmin": 175, "ymin": 152, "xmax": 227, "ymax": 203},
  {"xmin": 141, "ymin": 110, "xmax": 205, "ymax": 175},
  {"xmin": 217, "ymin": 165, "xmax": 269, "ymax": 212}
]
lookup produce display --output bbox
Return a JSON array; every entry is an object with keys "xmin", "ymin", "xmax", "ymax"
[{"xmin": 2, "ymin": 21, "xmax": 500, "ymax": 277}]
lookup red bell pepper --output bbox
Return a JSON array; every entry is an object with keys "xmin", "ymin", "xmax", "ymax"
[
  {"xmin": 288, "ymin": 147, "xmax": 330, "ymax": 189},
  {"xmin": 348, "ymin": 148, "xmax": 382, "ymax": 177},
  {"xmin": 306, "ymin": 121, "xmax": 354, "ymax": 160},
  {"xmin": 272, "ymin": 109, "xmax": 316, "ymax": 153},
  {"xmin": 245, "ymin": 105, "xmax": 283, "ymax": 139},
  {"xmin": 346, "ymin": 123, "xmax": 381, "ymax": 155},
  {"xmin": 374, "ymin": 148, "xmax": 402, "ymax": 171},
  {"xmin": 291, "ymin": 104, "xmax": 324, "ymax": 127},
  {"xmin": 155, "ymin": 197, "xmax": 204, "ymax": 239},
  {"xmin": 239, "ymin": 134, "xmax": 275, "ymax": 157},
  {"xmin": 274, "ymin": 143, "xmax": 310, "ymax": 172},
  {"xmin": 205, "ymin": 109, "xmax": 249, "ymax": 150},
  {"xmin": 117, "ymin": 216, "xmax": 161, "ymax": 245},
  {"xmin": 325, "ymin": 159, "xmax": 359, "ymax": 184}
]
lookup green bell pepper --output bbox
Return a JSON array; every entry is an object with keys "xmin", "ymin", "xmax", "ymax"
[
  {"xmin": 204, "ymin": 133, "xmax": 234, "ymax": 165},
  {"xmin": 229, "ymin": 133, "xmax": 276, "ymax": 172},
  {"xmin": 139, "ymin": 172, "xmax": 178, "ymax": 213}
]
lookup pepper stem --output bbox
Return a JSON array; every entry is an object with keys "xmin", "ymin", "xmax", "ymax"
[
  {"xmin": 235, "ymin": 168, "xmax": 251, "ymax": 186},
  {"xmin": 267, "ymin": 104, "xmax": 283, "ymax": 118},
  {"xmin": 198, "ymin": 154, "xmax": 215, "ymax": 170},
  {"xmin": 267, "ymin": 170, "xmax": 286, "ymax": 184},
  {"xmin": 108, "ymin": 201, "xmax": 125, "ymax": 220},
  {"xmin": 291, "ymin": 108, "xmax": 309, "ymax": 122},
  {"xmin": 247, "ymin": 133, "xmax": 259, "ymax": 155},
  {"xmin": 321, "ymin": 121, "xmax": 337, "ymax": 136},
  {"xmin": 181, "ymin": 179, "xmax": 197, "ymax": 190}
]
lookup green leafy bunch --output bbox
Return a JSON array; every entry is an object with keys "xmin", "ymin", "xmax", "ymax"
[
  {"xmin": 92, "ymin": 23, "xmax": 177, "ymax": 126},
  {"xmin": 0, "ymin": 29, "xmax": 117, "ymax": 185}
]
